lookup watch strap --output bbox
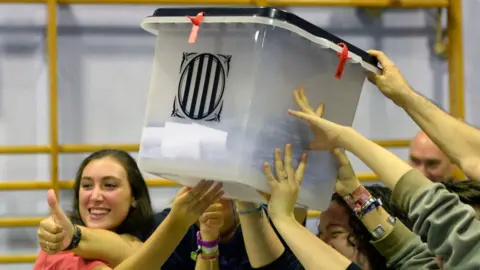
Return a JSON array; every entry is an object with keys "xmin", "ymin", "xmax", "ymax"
[{"xmin": 64, "ymin": 225, "xmax": 82, "ymax": 251}]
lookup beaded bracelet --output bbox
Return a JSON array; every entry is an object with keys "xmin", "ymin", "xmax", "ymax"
[
  {"xmin": 343, "ymin": 185, "xmax": 382, "ymax": 219},
  {"xmin": 191, "ymin": 231, "xmax": 220, "ymax": 261},
  {"xmin": 196, "ymin": 231, "xmax": 220, "ymax": 248}
]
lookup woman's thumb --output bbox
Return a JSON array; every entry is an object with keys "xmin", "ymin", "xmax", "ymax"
[{"xmin": 47, "ymin": 189, "xmax": 68, "ymax": 224}]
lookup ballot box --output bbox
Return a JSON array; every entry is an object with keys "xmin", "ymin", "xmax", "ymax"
[{"xmin": 138, "ymin": 7, "xmax": 379, "ymax": 210}]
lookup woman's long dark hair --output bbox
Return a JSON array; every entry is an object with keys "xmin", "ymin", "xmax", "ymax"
[
  {"xmin": 325, "ymin": 185, "xmax": 413, "ymax": 270},
  {"xmin": 70, "ymin": 149, "xmax": 155, "ymax": 237}
]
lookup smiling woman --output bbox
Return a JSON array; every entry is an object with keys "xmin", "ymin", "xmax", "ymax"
[
  {"xmin": 34, "ymin": 149, "xmax": 225, "ymax": 270},
  {"xmin": 34, "ymin": 149, "xmax": 156, "ymax": 270},
  {"xmin": 70, "ymin": 149, "xmax": 155, "ymax": 236}
]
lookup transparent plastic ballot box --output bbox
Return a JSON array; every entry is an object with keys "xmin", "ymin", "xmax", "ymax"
[{"xmin": 138, "ymin": 7, "xmax": 379, "ymax": 211}]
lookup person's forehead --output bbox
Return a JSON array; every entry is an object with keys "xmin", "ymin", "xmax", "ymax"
[
  {"xmin": 410, "ymin": 152, "xmax": 444, "ymax": 161},
  {"xmin": 410, "ymin": 142, "xmax": 448, "ymax": 161},
  {"xmin": 321, "ymin": 202, "xmax": 350, "ymax": 225},
  {"xmin": 82, "ymin": 158, "xmax": 127, "ymax": 179}
]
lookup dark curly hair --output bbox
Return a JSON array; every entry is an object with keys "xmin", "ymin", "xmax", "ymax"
[
  {"xmin": 321, "ymin": 185, "xmax": 412, "ymax": 270},
  {"xmin": 442, "ymin": 180, "xmax": 480, "ymax": 206},
  {"xmin": 69, "ymin": 149, "xmax": 155, "ymax": 237}
]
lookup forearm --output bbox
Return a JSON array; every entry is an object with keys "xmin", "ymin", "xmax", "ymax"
[
  {"xmin": 271, "ymin": 216, "xmax": 352, "ymax": 270},
  {"xmin": 338, "ymin": 128, "xmax": 412, "ymax": 190},
  {"xmin": 195, "ymin": 225, "xmax": 220, "ymax": 270},
  {"xmin": 360, "ymin": 206, "xmax": 394, "ymax": 237},
  {"xmin": 114, "ymin": 214, "xmax": 190, "ymax": 270},
  {"xmin": 361, "ymin": 209, "xmax": 439, "ymax": 269},
  {"xmin": 195, "ymin": 257, "xmax": 219, "ymax": 270},
  {"xmin": 397, "ymin": 89, "xmax": 480, "ymax": 180},
  {"xmin": 73, "ymin": 227, "xmax": 135, "ymax": 267},
  {"xmin": 371, "ymin": 220, "xmax": 438, "ymax": 270},
  {"xmin": 339, "ymin": 183, "xmax": 395, "ymax": 235},
  {"xmin": 236, "ymin": 202, "xmax": 284, "ymax": 267},
  {"xmin": 340, "ymin": 185, "xmax": 419, "ymax": 268}
]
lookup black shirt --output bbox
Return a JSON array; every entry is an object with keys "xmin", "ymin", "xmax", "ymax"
[
  {"xmin": 139, "ymin": 208, "xmax": 360, "ymax": 270},
  {"xmin": 139, "ymin": 208, "xmax": 303, "ymax": 269}
]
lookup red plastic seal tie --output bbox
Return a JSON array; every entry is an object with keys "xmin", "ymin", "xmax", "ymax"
[
  {"xmin": 187, "ymin": 12, "xmax": 205, "ymax": 44},
  {"xmin": 335, "ymin": 42, "xmax": 351, "ymax": 79}
]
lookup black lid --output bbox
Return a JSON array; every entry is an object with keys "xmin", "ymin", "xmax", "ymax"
[{"xmin": 149, "ymin": 7, "xmax": 378, "ymax": 67}]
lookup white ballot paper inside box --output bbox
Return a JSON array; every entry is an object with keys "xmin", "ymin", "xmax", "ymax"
[{"xmin": 138, "ymin": 7, "xmax": 380, "ymax": 211}]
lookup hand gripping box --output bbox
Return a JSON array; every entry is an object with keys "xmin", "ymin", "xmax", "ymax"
[{"xmin": 138, "ymin": 7, "xmax": 379, "ymax": 211}]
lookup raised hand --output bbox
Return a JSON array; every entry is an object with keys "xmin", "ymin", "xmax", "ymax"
[
  {"xmin": 332, "ymin": 148, "xmax": 361, "ymax": 197},
  {"xmin": 294, "ymin": 86, "xmax": 325, "ymax": 133},
  {"xmin": 367, "ymin": 50, "xmax": 412, "ymax": 104},
  {"xmin": 169, "ymin": 180, "xmax": 224, "ymax": 228},
  {"xmin": 264, "ymin": 144, "xmax": 307, "ymax": 220},
  {"xmin": 199, "ymin": 203, "xmax": 224, "ymax": 241},
  {"xmin": 288, "ymin": 86, "xmax": 348, "ymax": 150},
  {"xmin": 37, "ymin": 189, "xmax": 74, "ymax": 254}
]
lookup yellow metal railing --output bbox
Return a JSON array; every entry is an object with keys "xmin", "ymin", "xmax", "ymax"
[
  {"xmin": 0, "ymin": 0, "xmax": 450, "ymax": 6},
  {"xmin": 0, "ymin": 0, "xmax": 463, "ymax": 264}
]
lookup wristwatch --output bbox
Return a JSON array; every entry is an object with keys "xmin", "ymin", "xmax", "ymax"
[
  {"xmin": 371, "ymin": 216, "xmax": 396, "ymax": 240},
  {"xmin": 64, "ymin": 225, "xmax": 82, "ymax": 251}
]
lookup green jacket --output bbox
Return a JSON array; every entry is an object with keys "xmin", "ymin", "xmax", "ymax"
[{"xmin": 373, "ymin": 169, "xmax": 480, "ymax": 269}]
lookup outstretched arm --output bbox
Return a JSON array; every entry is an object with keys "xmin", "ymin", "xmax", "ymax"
[
  {"xmin": 265, "ymin": 145, "xmax": 359, "ymax": 270},
  {"xmin": 236, "ymin": 202, "xmax": 285, "ymax": 268},
  {"xmin": 368, "ymin": 50, "xmax": 480, "ymax": 180},
  {"xmin": 272, "ymin": 215, "xmax": 355, "ymax": 270},
  {"xmin": 398, "ymin": 90, "xmax": 480, "ymax": 180},
  {"xmin": 74, "ymin": 227, "xmax": 140, "ymax": 267},
  {"xmin": 105, "ymin": 181, "xmax": 224, "ymax": 270}
]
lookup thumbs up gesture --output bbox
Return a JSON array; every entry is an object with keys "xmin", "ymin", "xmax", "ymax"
[{"xmin": 37, "ymin": 189, "xmax": 74, "ymax": 254}]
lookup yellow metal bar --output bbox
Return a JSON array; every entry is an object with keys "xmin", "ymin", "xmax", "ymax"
[
  {"xmin": 0, "ymin": 0, "xmax": 44, "ymax": 2},
  {"xmin": 0, "ymin": 175, "xmax": 377, "ymax": 192},
  {"xmin": 58, "ymin": 178, "xmax": 182, "ymax": 189},
  {"xmin": 0, "ymin": 145, "xmax": 50, "ymax": 154},
  {"xmin": 55, "ymin": 0, "xmax": 448, "ymax": 7},
  {"xmin": 129, "ymin": 179, "xmax": 183, "ymax": 187},
  {"xmin": 0, "ymin": 181, "xmax": 51, "ymax": 190},
  {"xmin": 0, "ymin": 217, "xmax": 43, "ymax": 227},
  {"xmin": 307, "ymin": 210, "xmax": 321, "ymax": 217},
  {"xmin": 447, "ymin": 0, "xmax": 464, "ymax": 120},
  {"xmin": 60, "ymin": 144, "xmax": 140, "ymax": 153},
  {"xmin": 357, "ymin": 173, "xmax": 378, "ymax": 181},
  {"xmin": 374, "ymin": 140, "xmax": 409, "ymax": 148},
  {"xmin": 56, "ymin": 140, "xmax": 408, "ymax": 154},
  {"xmin": 0, "ymin": 255, "xmax": 37, "ymax": 264},
  {"xmin": 0, "ymin": 169, "xmax": 463, "ymax": 190},
  {"xmin": 0, "ymin": 0, "xmax": 449, "ymax": 6},
  {"xmin": 47, "ymin": 0, "xmax": 59, "ymax": 198}
]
